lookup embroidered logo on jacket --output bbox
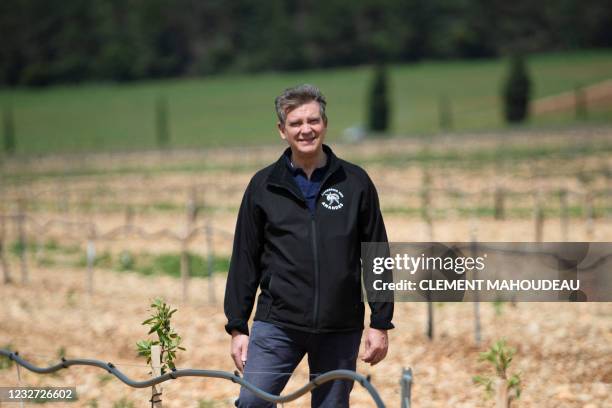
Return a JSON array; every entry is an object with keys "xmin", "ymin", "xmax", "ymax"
[{"xmin": 321, "ymin": 188, "xmax": 344, "ymax": 210}]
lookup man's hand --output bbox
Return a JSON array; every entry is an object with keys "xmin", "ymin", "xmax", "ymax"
[
  {"xmin": 230, "ymin": 330, "xmax": 249, "ymax": 373},
  {"xmin": 360, "ymin": 328, "xmax": 388, "ymax": 366}
]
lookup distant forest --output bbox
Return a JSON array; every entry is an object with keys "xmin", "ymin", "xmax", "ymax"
[{"xmin": 1, "ymin": 0, "xmax": 611, "ymax": 87}]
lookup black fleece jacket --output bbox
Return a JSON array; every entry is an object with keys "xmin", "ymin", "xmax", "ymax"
[{"xmin": 224, "ymin": 144, "xmax": 394, "ymax": 335}]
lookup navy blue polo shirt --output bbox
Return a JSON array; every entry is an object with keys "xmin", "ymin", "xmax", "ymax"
[{"xmin": 284, "ymin": 151, "xmax": 329, "ymax": 214}]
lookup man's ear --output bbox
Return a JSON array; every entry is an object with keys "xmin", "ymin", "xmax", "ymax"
[{"xmin": 277, "ymin": 122, "xmax": 287, "ymax": 140}]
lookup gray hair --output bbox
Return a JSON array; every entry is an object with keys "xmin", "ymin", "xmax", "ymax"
[{"xmin": 274, "ymin": 84, "xmax": 327, "ymax": 126}]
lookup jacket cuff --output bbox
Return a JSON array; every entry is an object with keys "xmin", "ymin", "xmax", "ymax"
[
  {"xmin": 369, "ymin": 318, "xmax": 395, "ymax": 330},
  {"xmin": 225, "ymin": 319, "xmax": 249, "ymax": 336}
]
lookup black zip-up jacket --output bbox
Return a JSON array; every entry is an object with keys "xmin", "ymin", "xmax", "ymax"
[{"xmin": 224, "ymin": 144, "xmax": 394, "ymax": 335}]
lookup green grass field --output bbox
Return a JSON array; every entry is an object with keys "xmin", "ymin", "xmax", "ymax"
[{"xmin": 1, "ymin": 49, "xmax": 611, "ymax": 155}]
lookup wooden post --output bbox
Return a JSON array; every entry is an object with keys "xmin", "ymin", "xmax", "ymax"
[
  {"xmin": 421, "ymin": 168, "xmax": 434, "ymax": 241},
  {"xmin": 585, "ymin": 191, "xmax": 594, "ymax": 239},
  {"xmin": 180, "ymin": 194, "xmax": 196, "ymax": 303},
  {"xmin": 0, "ymin": 215, "xmax": 12, "ymax": 284},
  {"xmin": 607, "ymin": 184, "xmax": 612, "ymax": 221},
  {"xmin": 471, "ymin": 233, "xmax": 481, "ymax": 346},
  {"xmin": 86, "ymin": 238, "xmax": 96, "ymax": 295},
  {"xmin": 34, "ymin": 236, "xmax": 43, "ymax": 265},
  {"xmin": 534, "ymin": 191, "xmax": 544, "ymax": 243},
  {"xmin": 495, "ymin": 378, "xmax": 510, "ymax": 408},
  {"xmin": 150, "ymin": 345, "xmax": 163, "ymax": 407},
  {"xmin": 469, "ymin": 194, "xmax": 480, "ymax": 241},
  {"xmin": 125, "ymin": 206, "xmax": 134, "ymax": 229},
  {"xmin": 16, "ymin": 200, "xmax": 28, "ymax": 284},
  {"xmin": 206, "ymin": 220, "xmax": 216, "ymax": 305},
  {"xmin": 559, "ymin": 189, "xmax": 569, "ymax": 242},
  {"xmin": 449, "ymin": 188, "xmax": 462, "ymax": 220},
  {"xmin": 82, "ymin": 188, "xmax": 92, "ymax": 215},
  {"xmin": 494, "ymin": 187, "xmax": 505, "ymax": 220},
  {"xmin": 187, "ymin": 187, "xmax": 198, "ymax": 225},
  {"xmin": 31, "ymin": 193, "xmax": 43, "ymax": 265},
  {"xmin": 56, "ymin": 180, "xmax": 65, "ymax": 212},
  {"xmin": 421, "ymin": 168, "xmax": 434, "ymax": 340},
  {"xmin": 180, "ymin": 243, "xmax": 189, "ymax": 303},
  {"xmin": 604, "ymin": 164, "xmax": 612, "ymax": 220},
  {"xmin": 427, "ymin": 300, "xmax": 434, "ymax": 340},
  {"xmin": 86, "ymin": 222, "xmax": 97, "ymax": 295},
  {"xmin": 60, "ymin": 184, "xmax": 70, "ymax": 236}
]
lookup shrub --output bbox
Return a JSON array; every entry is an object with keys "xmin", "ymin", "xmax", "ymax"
[
  {"xmin": 502, "ymin": 55, "xmax": 531, "ymax": 123},
  {"xmin": 367, "ymin": 64, "xmax": 390, "ymax": 133},
  {"xmin": 473, "ymin": 339, "xmax": 521, "ymax": 407},
  {"xmin": 136, "ymin": 298, "xmax": 185, "ymax": 374}
]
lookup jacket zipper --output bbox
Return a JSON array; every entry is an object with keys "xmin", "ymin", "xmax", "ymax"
[
  {"xmin": 269, "ymin": 167, "xmax": 336, "ymax": 332},
  {"xmin": 310, "ymin": 169, "xmax": 337, "ymax": 331}
]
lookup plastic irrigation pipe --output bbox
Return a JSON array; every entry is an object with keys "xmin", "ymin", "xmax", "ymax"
[{"xmin": 0, "ymin": 349, "xmax": 385, "ymax": 407}]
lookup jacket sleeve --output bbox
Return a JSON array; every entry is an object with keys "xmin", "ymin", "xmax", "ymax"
[
  {"xmin": 359, "ymin": 172, "xmax": 395, "ymax": 330},
  {"xmin": 224, "ymin": 178, "xmax": 264, "ymax": 336}
]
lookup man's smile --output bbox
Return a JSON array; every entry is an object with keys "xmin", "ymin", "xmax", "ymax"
[{"xmin": 298, "ymin": 135, "xmax": 317, "ymax": 142}]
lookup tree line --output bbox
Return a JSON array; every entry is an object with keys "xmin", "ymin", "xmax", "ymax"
[{"xmin": 1, "ymin": 0, "xmax": 611, "ymax": 87}]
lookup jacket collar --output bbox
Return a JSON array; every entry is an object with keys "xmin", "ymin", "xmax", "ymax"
[{"xmin": 267, "ymin": 144, "xmax": 342, "ymax": 197}]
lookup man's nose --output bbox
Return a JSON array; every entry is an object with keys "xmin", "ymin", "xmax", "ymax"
[{"xmin": 301, "ymin": 124, "xmax": 312, "ymax": 134}]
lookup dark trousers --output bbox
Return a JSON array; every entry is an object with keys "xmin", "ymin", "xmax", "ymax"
[{"xmin": 235, "ymin": 320, "xmax": 363, "ymax": 408}]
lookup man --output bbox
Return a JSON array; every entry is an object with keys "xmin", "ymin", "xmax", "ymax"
[{"xmin": 224, "ymin": 84, "xmax": 393, "ymax": 407}]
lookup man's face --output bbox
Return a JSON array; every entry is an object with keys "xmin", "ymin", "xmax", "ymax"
[{"xmin": 278, "ymin": 101, "xmax": 327, "ymax": 157}]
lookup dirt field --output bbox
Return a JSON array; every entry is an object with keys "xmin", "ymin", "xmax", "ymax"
[
  {"xmin": 0, "ymin": 262, "xmax": 610, "ymax": 408},
  {"xmin": 2, "ymin": 127, "xmax": 612, "ymax": 257},
  {"xmin": 533, "ymin": 79, "xmax": 612, "ymax": 115},
  {"xmin": 1, "ymin": 127, "xmax": 611, "ymax": 407}
]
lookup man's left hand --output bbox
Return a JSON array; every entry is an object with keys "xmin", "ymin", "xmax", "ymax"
[{"xmin": 360, "ymin": 328, "xmax": 388, "ymax": 365}]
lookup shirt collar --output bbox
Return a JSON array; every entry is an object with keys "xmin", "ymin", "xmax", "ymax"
[
  {"xmin": 284, "ymin": 149, "xmax": 330, "ymax": 178},
  {"xmin": 267, "ymin": 144, "xmax": 341, "ymax": 192}
]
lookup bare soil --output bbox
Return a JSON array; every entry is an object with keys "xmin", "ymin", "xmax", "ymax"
[
  {"xmin": 1, "ymin": 127, "xmax": 611, "ymax": 407},
  {"xmin": 0, "ymin": 263, "xmax": 610, "ymax": 407}
]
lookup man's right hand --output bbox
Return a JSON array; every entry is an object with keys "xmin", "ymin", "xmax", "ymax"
[{"xmin": 230, "ymin": 330, "xmax": 249, "ymax": 373}]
